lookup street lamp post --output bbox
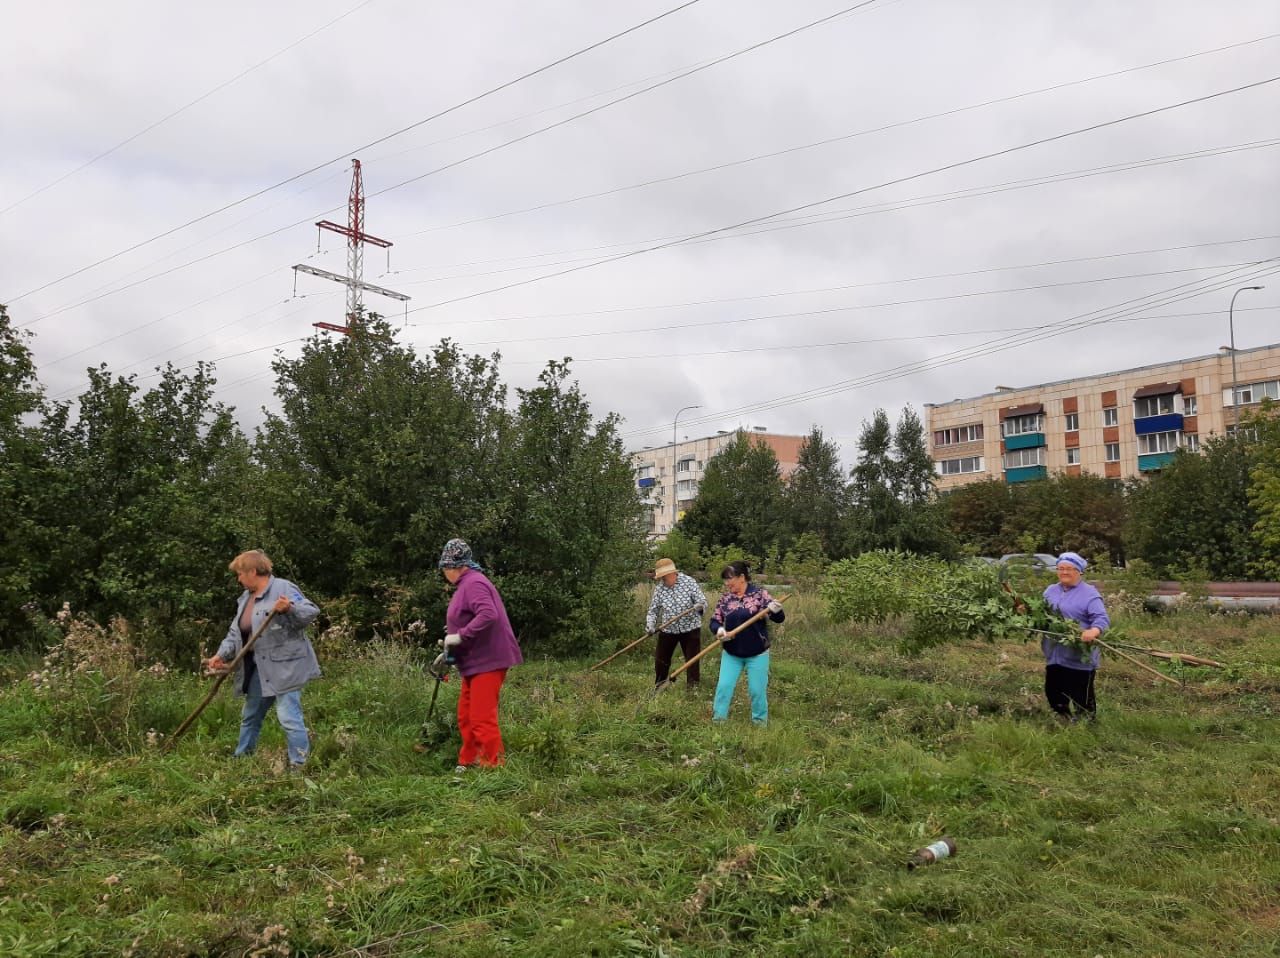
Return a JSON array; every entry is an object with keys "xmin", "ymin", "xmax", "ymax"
[
  {"xmin": 671, "ymin": 404, "xmax": 701, "ymax": 534},
  {"xmin": 1228, "ymin": 285, "xmax": 1265, "ymax": 431}
]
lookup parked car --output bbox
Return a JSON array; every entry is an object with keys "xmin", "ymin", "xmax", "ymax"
[{"xmin": 998, "ymin": 553, "xmax": 1058, "ymax": 571}]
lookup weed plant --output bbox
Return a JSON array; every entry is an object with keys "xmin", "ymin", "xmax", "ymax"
[{"xmin": 0, "ymin": 595, "xmax": 1277, "ymax": 956}]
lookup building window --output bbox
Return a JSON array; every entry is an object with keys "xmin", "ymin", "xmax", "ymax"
[
  {"xmin": 1225, "ymin": 378, "xmax": 1280, "ymax": 407},
  {"xmin": 1001, "ymin": 414, "xmax": 1044, "ymax": 437},
  {"xmin": 1134, "ymin": 394, "xmax": 1176, "ymax": 419},
  {"xmin": 636, "ymin": 464, "xmax": 655, "ymax": 480},
  {"xmin": 1138, "ymin": 431, "xmax": 1180, "ymax": 455},
  {"xmin": 933, "ymin": 424, "xmax": 984, "ymax": 446},
  {"xmin": 676, "ymin": 457, "xmax": 694, "ymax": 474},
  {"xmin": 1105, "ymin": 443, "xmax": 1120, "ymax": 462},
  {"xmin": 1103, "ymin": 407, "xmax": 1118, "ymax": 427},
  {"xmin": 1184, "ymin": 433, "xmax": 1200, "ymax": 452},
  {"xmin": 1183, "ymin": 396, "xmax": 1197, "ymax": 416},
  {"xmin": 937, "ymin": 455, "xmax": 984, "ymax": 475},
  {"xmin": 1066, "ymin": 447, "xmax": 1080, "ymax": 465},
  {"xmin": 1004, "ymin": 447, "xmax": 1045, "ymax": 469},
  {"xmin": 1064, "ymin": 412, "xmax": 1079, "ymax": 432}
]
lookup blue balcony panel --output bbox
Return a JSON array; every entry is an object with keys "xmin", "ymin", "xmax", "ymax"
[
  {"xmin": 1004, "ymin": 432, "xmax": 1046, "ymax": 451},
  {"xmin": 1137, "ymin": 452, "xmax": 1177, "ymax": 472},
  {"xmin": 1133, "ymin": 413, "xmax": 1183, "ymax": 435},
  {"xmin": 637, "ymin": 477, "xmax": 656, "ymax": 489},
  {"xmin": 1005, "ymin": 465, "xmax": 1048, "ymax": 483}
]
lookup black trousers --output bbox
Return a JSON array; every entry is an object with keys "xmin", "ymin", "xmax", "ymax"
[
  {"xmin": 1044, "ymin": 664, "xmax": 1096, "ymax": 716},
  {"xmin": 655, "ymin": 628, "xmax": 702, "ymax": 685}
]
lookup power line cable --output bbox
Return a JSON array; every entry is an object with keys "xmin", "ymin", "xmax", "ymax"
[
  {"xmin": 620, "ymin": 260, "xmax": 1280, "ymax": 438},
  {"xmin": 0, "ymin": 0, "xmax": 382, "ymax": 218},
  {"xmin": 11, "ymin": 0, "xmax": 885, "ymax": 327},
  {"xmin": 5, "ymin": 0, "xmax": 708, "ymax": 305},
  {"xmin": 392, "ymin": 140, "xmax": 1279, "ymax": 293},
  {"xmin": 400, "ymin": 75, "xmax": 1280, "ymax": 318},
  {"xmin": 400, "ymin": 31, "xmax": 1280, "ymax": 238},
  {"xmin": 433, "ymin": 261, "xmax": 1269, "ymax": 348},
  {"xmin": 364, "ymin": 0, "xmax": 892, "ymax": 203},
  {"xmin": 411, "ymin": 233, "xmax": 1280, "ymax": 326},
  {"xmin": 499, "ymin": 304, "xmax": 1277, "ymax": 365}
]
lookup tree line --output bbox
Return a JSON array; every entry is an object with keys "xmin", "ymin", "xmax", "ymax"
[
  {"xmin": 669, "ymin": 407, "xmax": 1280, "ymax": 583},
  {"xmin": 0, "ymin": 308, "xmax": 647, "ymax": 655}
]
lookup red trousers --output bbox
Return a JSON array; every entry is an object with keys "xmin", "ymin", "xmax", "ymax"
[{"xmin": 457, "ymin": 668, "xmax": 507, "ymax": 767}]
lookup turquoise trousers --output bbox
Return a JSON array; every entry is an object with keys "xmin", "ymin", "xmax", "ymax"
[{"xmin": 713, "ymin": 650, "xmax": 770, "ymax": 724}]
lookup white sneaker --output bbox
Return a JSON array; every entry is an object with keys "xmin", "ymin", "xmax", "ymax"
[{"xmin": 453, "ymin": 764, "xmax": 469, "ymax": 774}]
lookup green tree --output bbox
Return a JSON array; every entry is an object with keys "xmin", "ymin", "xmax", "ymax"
[
  {"xmin": 847, "ymin": 407, "xmax": 952, "ymax": 556},
  {"xmin": 483, "ymin": 361, "xmax": 648, "ymax": 654},
  {"xmin": 781, "ymin": 425, "xmax": 848, "ymax": 557},
  {"xmin": 944, "ymin": 478, "xmax": 1017, "ymax": 557},
  {"xmin": 1243, "ymin": 403, "xmax": 1280, "ymax": 578},
  {"xmin": 681, "ymin": 430, "xmax": 785, "ymax": 565},
  {"xmin": 24, "ymin": 362, "xmax": 263, "ymax": 646},
  {"xmin": 0, "ymin": 305, "xmax": 51, "ymax": 636},
  {"xmin": 1126, "ymin": 433, "xmax": 1256, "ymax": 579},
  {"xmin": 258, "ymin": 321, "xmax": 646, "ymax": 652},
  {"xmin": 256, "ymin": 321, "xmax": 507, "ymax": 624}
]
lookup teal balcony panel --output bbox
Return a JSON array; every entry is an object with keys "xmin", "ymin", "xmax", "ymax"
[
  {"xmin": 1137, "ymin": 451, "xmax": 1177, "ymax": 472},
  {"xmin": 1005, "ymin": 465, "xmax": 1048, "ymax": 483},
  {"xmin": 1004, "ymin": 432, "xmax": 1046, "ymax": 451}
]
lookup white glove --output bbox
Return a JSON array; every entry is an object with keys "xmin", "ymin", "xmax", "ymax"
[
  {"xmin": 767, "ymin": 600, "xmax": 783, "ymax": 614},
  {"xmin": 444, "ymin": 633, "xmax": 462, "ymax": 647},
  {"xmin": 716, "ymin": 627, "xmax": 727, "ymax": 640}
]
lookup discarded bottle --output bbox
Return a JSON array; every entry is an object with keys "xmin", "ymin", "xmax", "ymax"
[{"xmin": 906, "ymin": 836, "xmax": 957, "ymax": 870}]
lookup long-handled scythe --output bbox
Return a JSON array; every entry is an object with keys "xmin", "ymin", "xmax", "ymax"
[
  {"xmin": 588, "ymin": 601, "xmax": 704, "ymax": 672},
  {"xmin": 166, "ymin": 609, "xmax": 278, "ymax": 750},
  {"xmin": 654, "ymin": 593, "xmax": 791, "ymax": 694}
]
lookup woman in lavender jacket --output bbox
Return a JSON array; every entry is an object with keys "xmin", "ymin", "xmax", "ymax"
[
  {"xmin": 1041, "ymin": 551, "xmax": 1110, "ymax": 722},
  {"xmin": 436, "ymin": 539, "xmax": 522, "ymax": 771}
]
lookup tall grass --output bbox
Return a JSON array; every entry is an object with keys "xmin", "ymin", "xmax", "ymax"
[{"xmin": 0, "ymin": 594, "xmax": 1277, "ymax": 955}]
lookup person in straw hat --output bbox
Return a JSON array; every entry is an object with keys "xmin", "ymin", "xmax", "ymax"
[{"xmin": 646, "ymin": 557, "xmax": 707, "ymax": 688}]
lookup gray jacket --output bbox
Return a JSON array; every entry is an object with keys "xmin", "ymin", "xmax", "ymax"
[{"xmin": 216, "ymin": 577, "xmax": 322, "ymax": 697}]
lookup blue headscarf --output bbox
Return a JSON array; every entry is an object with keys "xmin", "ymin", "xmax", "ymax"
[
  {"xmin": 438, "ymin": 538, "xmax": 483, "ymax": 572},
  {"xmin": 1056, "ymin": 551, "xmax": 1088, "ymax": 573}
]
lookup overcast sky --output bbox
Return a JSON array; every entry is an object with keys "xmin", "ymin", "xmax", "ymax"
[{"xmin": 2, "ymin": 0, "xmax": 1277, "ymax": 463}]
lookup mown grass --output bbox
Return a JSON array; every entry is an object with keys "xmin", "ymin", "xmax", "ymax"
[{"xmin": 1, "ymin": 594, "xmax": 1278, "ymax": 957}]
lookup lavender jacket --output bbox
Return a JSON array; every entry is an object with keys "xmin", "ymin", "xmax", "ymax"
[
  {"xmin": 446, "ymin": 568, "xmax": 523, "ymax": 678},
  {"xmin": 1042, "ymin": 581, "xmax": 1110, "ymax": 670}
]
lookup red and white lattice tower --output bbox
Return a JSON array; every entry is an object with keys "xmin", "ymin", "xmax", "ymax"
[{"xmin": 292, "ymin": 159, "xmax": 409, "ymax": 334}]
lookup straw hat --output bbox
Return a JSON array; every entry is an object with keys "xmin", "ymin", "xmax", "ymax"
[{"xmin": 653, "ymin": 558, "xmax": 677, "ymax": 579}]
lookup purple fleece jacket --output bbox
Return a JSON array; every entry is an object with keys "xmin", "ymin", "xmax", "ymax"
[
  {"xmin": 446, "ymin": 568, "xmax": 523, "ymax": 678},
  {"xmin": 1041, "ymin": 580, "xmax": 1109, "ymax": 670}
]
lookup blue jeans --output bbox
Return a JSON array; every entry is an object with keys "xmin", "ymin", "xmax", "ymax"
[
  {"xmin": 236, "ymin": 669, "xmax": 310, "ymax": 765},
  {"xmin": 713, "ymin": 651, "xmax": 769, "ymax": 724}
]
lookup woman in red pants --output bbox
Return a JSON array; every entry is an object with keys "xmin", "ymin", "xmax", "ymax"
[{"xmin": 437, "ymin": 538, "xmax": 523, "ymax": 771}]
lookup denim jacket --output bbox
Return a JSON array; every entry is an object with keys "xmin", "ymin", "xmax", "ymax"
[{"xmin": 216, "ymin": 577, "xmax": 322, "ymax": 696}]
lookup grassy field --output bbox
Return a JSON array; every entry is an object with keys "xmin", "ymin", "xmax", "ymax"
[{"xmin": 1, "ymin": 593, "xmax": 1278, "ymax": 957}]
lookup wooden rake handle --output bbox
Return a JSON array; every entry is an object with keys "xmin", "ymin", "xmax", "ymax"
[
  {"xmin": 589, "ymin": 601, "xmax": 705, "ymax": 672},
  {"xmin": 166, "ymin": 608, "xmax": 279, "ymax": 750},
  {"xmin": 659, "ymin": 594, "xmax": 791, "ymax": 689},
  {"xmin": 1095, "ymin": 637, "xmax": 1183, "ymax": 687}
]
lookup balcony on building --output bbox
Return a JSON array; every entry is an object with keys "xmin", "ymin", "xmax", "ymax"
[
  {"xmin": 1000, "ymin": 404, "xmax": 1045, "ymax": 449},
  {"xmin": 1132, "ymin": 383, "xmax": 1184, "ymax": 436}
]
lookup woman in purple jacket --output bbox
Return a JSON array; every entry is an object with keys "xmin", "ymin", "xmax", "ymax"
[
  {"xmin": 436, "ymin": 539, "xmax": 522, "ymax": 771},
  {"xmin": 1041, "ymin": 551, "xmax": 1110, "ymax": 722}
]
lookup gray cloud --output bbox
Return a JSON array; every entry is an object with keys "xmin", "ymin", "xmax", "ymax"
[{"xmin": 2, "ymin": 0, "xmax": 1277, "ymax": 465}]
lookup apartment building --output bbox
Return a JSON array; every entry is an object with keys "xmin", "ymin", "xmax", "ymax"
[
  {"xmin": 925, "ymin": 343, "xmax": 1280, "ymax": 491},
  {"xmin": 630, "ymin": 429, "xmax": 804, "ymax": 538}
]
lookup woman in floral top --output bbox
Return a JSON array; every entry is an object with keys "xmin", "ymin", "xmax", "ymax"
[{"xmin": 709, "ymin": 561, "xmax": 784, "ymax": 724}]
